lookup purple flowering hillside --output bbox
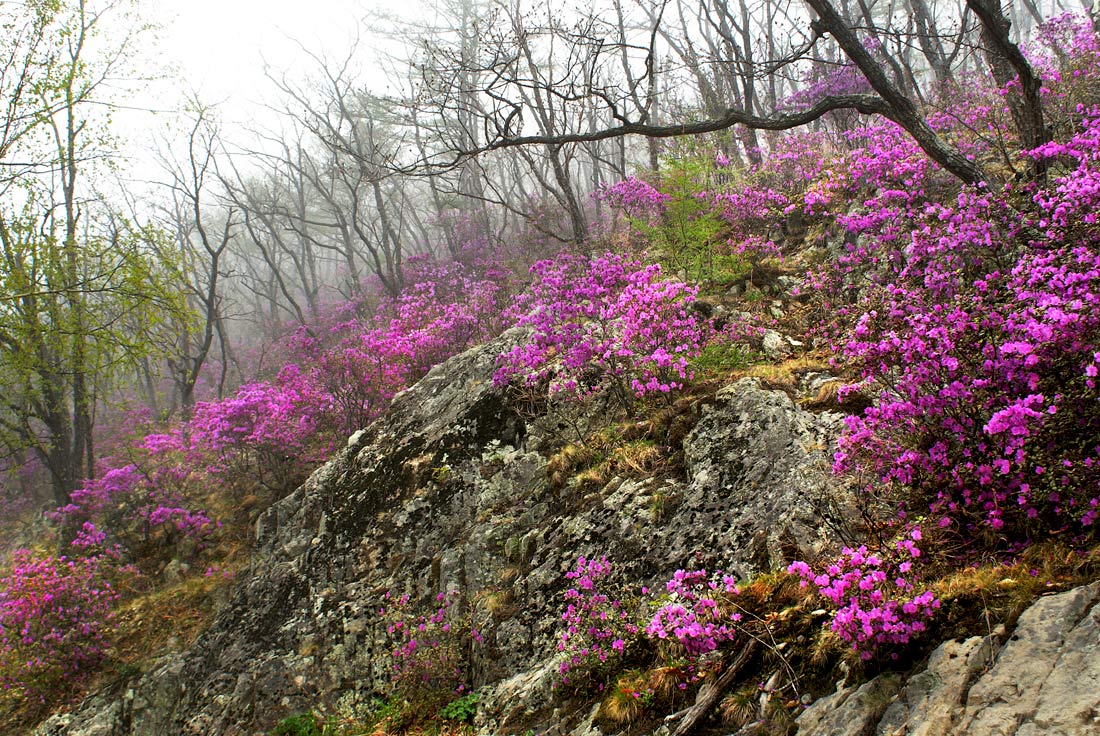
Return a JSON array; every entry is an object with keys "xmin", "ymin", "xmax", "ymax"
[{"xmin": 3, "ymin": 5, "xmax": 1100, "ymax": 736}]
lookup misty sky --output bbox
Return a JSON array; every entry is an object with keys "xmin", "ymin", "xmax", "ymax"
[
  {"xmin": 157, "ymin": 0, "xmax": 373, "ymax": 114},
  {"xmin": 111, "ymin": 0, "xmax": 412, "ymax": 188}
]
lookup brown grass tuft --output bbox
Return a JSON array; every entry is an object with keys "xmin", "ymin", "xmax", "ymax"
[
  {"xmin": 610, "ymin": 440, "xmax": 664, "ymax": 477},
  {"xmin": 720, "ymin": 686, "xmax": 760, "ymax": 729},
  {"xmin": 598, "ymin": 670, "xmax": 652, "ymax": 726}
]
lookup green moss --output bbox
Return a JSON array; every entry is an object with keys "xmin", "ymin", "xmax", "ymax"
[{"xmin": 271, "ymin": 712, "xmax": 324, "ymax": 736}]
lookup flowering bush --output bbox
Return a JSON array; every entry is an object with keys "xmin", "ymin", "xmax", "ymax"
[
  {"xmin": 557, "ymin": 556, "xmax": 643, "ymax": 688},
  {"xmin": 294, "ymin": 257, "xmax": 509, "ymax": 436},
  {"xmin": 646, "ymin": 569, "xmax": 741, "ymax": 658},
  {"xmin": 378, "ymin": 590, "xmax": 474, "ymax": 708},
  {"xmin": 789, "ymin": 529, "xmax": 940, "ymax": 659},
  {"xmin": 495, "ymin": 253, "xmax": 711, "ymax": 402},
  {"xmin": 556, "ymin": 558, "xmax": 750, "ymax": 691},
  {"xmin": 829, "ymin": 115, "xmax": 1100, "ymax": 542},
  {"xmin": 54, "ymin": 460, "xmax": 216, "ymax": 565},
  {"xmin": 0, "ymin": 552, "xmax": 120, "ymax": 706},
  {"xmin": 596, "ymin": 177, "xmax": 672, "ymax": 223},
  {"xmin": 189, "ymin": 363, "xmax": 332, "ymax": 493},
  {"xmin": 1027, "ymin": 15, "xmax": 1100, "ymax": 132}
]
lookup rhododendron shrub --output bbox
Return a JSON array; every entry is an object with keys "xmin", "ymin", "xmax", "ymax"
[
  {"xmin": 494, "ymin": 253, "xmax": 712, "ymax": 402},
  {"xmin": 646, "ymin": 569, "xmax": 741, "ymax": 658},
  {"xmin": 556, "ymin": 556, "xmax": 643, "ymax": 688},
  {"xmin": 597, "ymin": 120, "xmax": 954, "ymax": 287},
  {"xmin": 1027, "ymin": 15, "xmax": 1100, "ymax": 131},
  {"xmin": 708, "ymin": 185, "xmax": 788, "ymax": 265},
  {"xmin": 597, "ymin": 177, "xmax": 671, "ymax": 224},
  {"xmin": 836, "ymin": 242, "xmax": 1100, "ymax": 537},
  {"xmin": 53, "ymin": 367, "xmax": 325, "ymax": 564},
  {"xmin": 556, "ymin": 558, "xmax": 747, "ymax": 689},
  {"xmin": 189, "ymin": 363, "xmax": 333, "ymax": 493},
  {"xmin": 789, "ymin": 529, "xmax": 939, "ymax": 660},
  {"xmin": 378, "ymin": 591, "xmax": 475, "ymax": 707},
  {"xmin": 293, "ymin": 257, "xmax": 509, "ymax": 435},
  {"xmin": 829, "ymin": 115, "xmax": 1100, "ymax": 543},
  {"xmin": 54, "ymin": 459, "xmax": 216, "ymax": 565},
  {"xmin": 0, "ymin": 552, "xmax": 119, "ymax": 705}
]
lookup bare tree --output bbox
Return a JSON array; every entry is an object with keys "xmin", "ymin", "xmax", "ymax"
[
  {"xmin": 271, "ymin": 51, "xmax": 413, "ymax": 296},
  {"xmin": 156, "ymin": 105, "xmax": 236, "ymax": 412},
  {"xmin": 402, "ymin": 0, "xmax": 1062, "ymax": 188}
]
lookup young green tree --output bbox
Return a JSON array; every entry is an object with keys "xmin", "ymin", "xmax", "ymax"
[{"xmin": 0, "ymin": 0, "xmax": 184, "ymax": 510}]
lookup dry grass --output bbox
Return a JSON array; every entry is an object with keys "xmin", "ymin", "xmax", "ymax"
[
  {"xmin": 720, "ymin": 686, "xmax": 760, "ymax": 729},
  {"xmin": 598, "ymin": 670, "xmax": 652, "ymax": 726},
  {"xmin": 929, "ymin": 541, "xmax": 1100, "ymax": 643},
  {"xmin": 800, "ymin": 379, "xmax": 843, "ymax": 410},
  {"xmin": 476, "ymin": 588, "xmax": 517, "ymax": 620},
  {"xmin": 610, "ymin": 440, "xmax": 664, "ymax": 477},
  {"xmin": 573, "ymin": 461, "xmax": 613, "ymax": 492},
  {"xmin": 546, "ymin": 443, "xmax": 602, "ymax": 489},
  {"xmin": 742, "ymin": 356, "xmax": 831, "ymax": 393},
  {"xmin": 111, "ymin": 562, "xmax": 242, "ymax": 668}
]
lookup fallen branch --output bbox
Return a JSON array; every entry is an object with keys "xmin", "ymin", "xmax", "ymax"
[{"xmin": 672, "ymin": 642, "xmax": 759, "ymax": 736}]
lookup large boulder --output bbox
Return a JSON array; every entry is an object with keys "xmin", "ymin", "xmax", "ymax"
[{"xmin": 36, "ymin": 343, "xmax": 846, "ymax": 736}]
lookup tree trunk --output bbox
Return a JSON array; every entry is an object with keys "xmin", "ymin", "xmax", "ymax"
[
  {"xmin": 804, "ymin": 0, "xmax": 988, "ymax": 185},
  {"xmin": 967, "ymin": 0, "xmax": 1050, "ymax": 166}
]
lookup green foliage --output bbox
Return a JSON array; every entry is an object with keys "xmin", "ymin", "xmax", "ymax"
[
  {"xmin": 364, "ymin": 696, "xmax": 410, "ymax": 733},
  {"xmin": 0, "ymin": 0, "xmax": 186, "ymax": 504},
  {"xmin": 271, "ymin": 712, "xmax": 324, "ymax": 736},
  {"xmin": 688, "ymin": 342, "xmax": 757, "ymax": 375},
  {"xmin": 439, "ymin": 692, "xmax": 479, "ymax": 722},
  {"xmin": 641, "ymin": 157, "xmax": 750, "ymax": 286},
  {"xmin": 0, "ymin": 206, "xmax": 189, "ymax": 495}
]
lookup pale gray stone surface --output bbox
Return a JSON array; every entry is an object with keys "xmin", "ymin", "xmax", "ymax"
[{"xmin": 797, "ymin": 583, "xmax": 1100, "ymax": 736}]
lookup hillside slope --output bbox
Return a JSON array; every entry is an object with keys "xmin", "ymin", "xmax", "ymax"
[{"xmin": 34, "ymin": 330, "xmax": 1100, "ymax": 736}]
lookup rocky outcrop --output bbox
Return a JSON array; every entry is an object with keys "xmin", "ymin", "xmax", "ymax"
[
  {"xmin": 34, "ymin": 329, "xmax": 1100, "ymax": 736},
  {"xmin": 36, "ymin": 332, "xmax": 846, "ymax": 736},
  {"xmin": 796, "ymin": 582, "xmax": 1100, "ymax": 736}
]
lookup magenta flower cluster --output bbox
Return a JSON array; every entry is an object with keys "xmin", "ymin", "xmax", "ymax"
[
  {"xmin": 645, "ymin": 569, "xmax": 741, "ymax": 657},
  {"xmin": 494, "ymin": 253, "xmax": 710, "ymax": 399},
  {"xmin": 788, "ymin": 529, "xmax": 939, "ymax": 660},
  {"xmin": 54, "ymin": 460, "xmax": 216, "ymax": 562},
  {"xmin": 596, "ymin": 177, "xmax": 673, "ymax": 223},
  {"xmin": 300, "ymin": 257, "xmax": 507, "ymax": 435},
  {"xmin": 829, "ymin": 115, "xmax": 1100, "ymax": 539},
  {"xmin": 378, "ymin": 590, "xmax": 474, "ymax": 705},
  {"xmin": 557, "ymin": 556, "xmax": 641, "ymax": 686},
  {"xmin": 188, "ymin": 363, "xmax": 332, "ymax": 487},
  {"xmin": 0, "ymin": 552, "xmax": 120, "ymax": 703},
  {"xmin": 556, "ymin": 557, "xmax": 743, "ymax": 687},
  {"xmin": 55, "ymin": 253, "xmax": 513, "ymax": 561}
]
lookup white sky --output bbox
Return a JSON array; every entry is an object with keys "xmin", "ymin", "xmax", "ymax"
[
  {"xmin": 114, "ymin": 0, "xmax": 410, "ymax": 188},
  {"xmin": 155, "ymin": 0, "xmax": 372, "ymax": 115}
]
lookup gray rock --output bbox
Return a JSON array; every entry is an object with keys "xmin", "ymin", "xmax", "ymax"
[
  {"xmin": 797, "ymin": 675, "xmax": 903, "ymax": 736},
  {"xmin": 777, "ymin": 275, "xmax": 802, "ymax": 295},
  {"xmin": 959, "ymin": 582, "xmax": 1100, "ymax": 736},
  {"xmin": 40, "ymin": 331, "xmax": 846, "ymax": 734},
  {"xmin": 797, "ymin": 583, "xmax": 1100, "ymax": 736},
  {"xmin": 762, "ymin": 329, "xmax": 802, "ymax": 359},
  {"xmin": 47, "ymin": 333, "xmax": 1100, "ymax": 736},
  {"xmin": 876, "ymin": 635, "xmax": 995, "ymax": 736},
  {"xmin": 679, "ymin": 378, "xmax": 845, "ymax": 575}
]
